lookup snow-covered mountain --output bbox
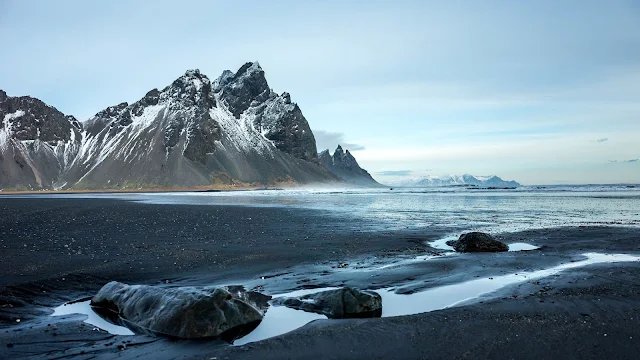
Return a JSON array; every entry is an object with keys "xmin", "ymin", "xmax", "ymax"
[
  {"xmin": 388, "ymin": 174, "xmax": 521, "ymax": 188},
  {"xmin": 318, "ymin": 145, "xmax": 380, "ymax": 187},
  {"xmin": 0, "ymin": 90, "xmax": 83, "ymax": 190},
  {"xmin": 1, "ymin": 62, "xmax": 347, "ymax": 190}
]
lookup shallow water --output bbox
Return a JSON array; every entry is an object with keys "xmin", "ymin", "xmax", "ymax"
[
  {"xmin": 13, "ymin": 186, "xmax": 639, "ymax": 236},
  {"xmin": 373, "ymin": 253, "xmax": 456, "ymax": 270},
  {"xmin": 377, "ymin": 253, "xmax": 640, "ymax": 317},
  {"xmin": 428, "ymin": 236, "xmax": 540, "ymax": 252},
  {"xmin": 54, "ymin": 253, "xmax": 640, "ymax": 344},
  {"xmin": 233, "ymin": 303, "xmax": 326, "ymax": 345},
  {"xmin": 508, "ymin": 242, "xmax": 540, "ymax": 251},
  {"xmin": 51, "ymin": 301, "xmax": 134, "ymax": 335}
]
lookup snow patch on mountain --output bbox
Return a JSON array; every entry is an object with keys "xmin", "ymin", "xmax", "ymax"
[{"xmin": 209, "ymin": 99, "xmax": 275, "ymax": 155}]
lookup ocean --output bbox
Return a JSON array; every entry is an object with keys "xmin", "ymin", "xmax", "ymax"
[{"xmin": 16, "ymin": 184, "xmax": 640, "ymax": 237}]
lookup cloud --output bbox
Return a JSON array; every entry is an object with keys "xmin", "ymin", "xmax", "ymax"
[
  {"xmin": 376, "ymin": 170, "xmax": 413, "ymax": 176},
  {"xmin": 313, "ymin": 130, "xmax": 365, "ymax": 152},
  {"xmin": 596, "ymin": 138, "xmax": 608, "ymax": 143},
  {"xmin": 626, "ymin": 159, "xmax": 639, "ymax": 163}
]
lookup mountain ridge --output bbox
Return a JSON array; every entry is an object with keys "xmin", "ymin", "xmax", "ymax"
[
  {"xmin": 1, "ymin": 63, "xmax": 367, "ymax": 190},
  {"xmin": 318, "ymin": 145, "xmax": 381, "ymax": 187}
]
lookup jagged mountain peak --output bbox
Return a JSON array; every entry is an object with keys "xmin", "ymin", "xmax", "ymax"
[
  {"xmin": 332, "ymin": 145, "xmax": 360, "ymax": 168},
  {"xmin": 0, "ymin": 92, "xmax": 80, "ymax": 144},
  {"xmin": 160, "ymin": 69, "xmax": 214, "ymax": 108},
  {"xmin": 235, "ymin": 61, "xmax": 262, "ymax": 77},
  {"xmin": 218, "ymin": 62, "xmax": 271, "ymax": 118},
  {"xmin": 84, "ymin": 69, "xmax": 218, "ymax": 134},
  {"xmin": 212, "ymin": 70, "xmax": 235, "ymax": 92},
  {"xmin": 0, "ymin": 90, "xmax": 83, "ymax": 189},
  {"xmin": 93, "ymin": 102, "xmax": 128, "ymax": 119},
  {"xmin": 319, "ymin": 145, "xmax": 379, "ymax": 187},
  {"xmin": 169, "ymin": 69, "xmax": 211, "ymax": 91}
]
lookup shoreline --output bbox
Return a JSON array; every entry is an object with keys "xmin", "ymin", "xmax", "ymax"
[
  {"xmin": 1, "ymin": 197, "xmax": 639, "ymax": 359},
  {"xmin": 0, "ymin": 184, "xmax": 290, "ymax": 195}
]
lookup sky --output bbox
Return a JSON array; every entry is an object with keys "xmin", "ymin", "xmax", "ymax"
[{"xmin": 1, "ymin": 0, "xmax": 639, "ymax": 185}]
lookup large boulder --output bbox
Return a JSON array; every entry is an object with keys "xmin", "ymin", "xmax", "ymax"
[
  {"xmin": 447, "ymin": 232, "xmax": 508, "ymax": 252},
  {"xmin": 273, "ymin": 287, "xmax": 382, "ymax": 319},
  {"xmin": 90, "ymin": 281, "xmax": 267, "ymax": 341}
]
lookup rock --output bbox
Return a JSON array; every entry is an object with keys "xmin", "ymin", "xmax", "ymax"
[
  {"xmin": 273, "ymin": 287, "xmax": 382, "ymax": 319},
  {"xmin": 448, "ymin": 232, "xmax": 508, "ymax": 252},
  {"xmin": 90, "ymin": 281, "xmax": 267, "ymax": 341}
]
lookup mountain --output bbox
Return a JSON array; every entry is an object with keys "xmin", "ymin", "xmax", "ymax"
[
  {"xmin": 388, "ymin": 174, "xmax": 520, "ymax": 188},
  {"xmin": 318, "ymin": 145, "xmax": 381, "ymax": 186},
  {"xmin": 0, "ymin": 62, "xmax": 358, "ymax": 190},
  {"xmin": 0, "ymin": 90, "xmax": 83, "ymax": 190}
]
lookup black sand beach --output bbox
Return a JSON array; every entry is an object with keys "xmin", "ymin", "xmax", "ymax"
[{"xmin": 1, "ymin": 197, "xmax": 639, "ymax": 359}]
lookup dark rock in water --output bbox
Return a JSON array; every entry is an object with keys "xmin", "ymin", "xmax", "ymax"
[
  {"xmin": 272, "ymin": 287, "xmax": 382, "ymax": 319},
  {"xmin": 448, "ymin": 232, "xmax": 508, "ymax": 252},
  {"xmin": 90, "ymin": 281, "xmax": 266, "ymax": 341}
]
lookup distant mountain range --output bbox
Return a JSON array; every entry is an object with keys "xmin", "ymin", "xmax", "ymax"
[
  {"xmin": 0, "ymin": 62, "xmax": 378, "ymax": 190},
  {"xmin": 387, "ymin": 174, "xmax": 521, "ymax": 188}
]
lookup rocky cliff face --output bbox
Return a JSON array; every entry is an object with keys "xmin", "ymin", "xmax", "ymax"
[
  {"xmin": 0, "ymin": 63, "xmax": 343, "ymax": 190},
  {"xmin": 217, "ymin": 63, "xmax": 318, "ymax": 162},
  {"xmin": 0, "ymin": 90, "xmax": 82, "ymax": 189},
  {"xmin": 319, "ymin": 145, "xmax": 380, "ymax": 187}
]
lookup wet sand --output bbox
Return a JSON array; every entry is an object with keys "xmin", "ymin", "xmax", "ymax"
[{"xmin": 0, "ymin": 197, "xmax": 639, "ymax": 359}]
